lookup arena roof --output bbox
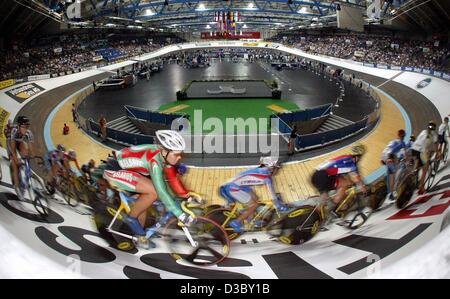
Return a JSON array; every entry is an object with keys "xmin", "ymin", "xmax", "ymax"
[{"xmin": 1, "ymin": 0, "xmax": 449, "ymax": 35}]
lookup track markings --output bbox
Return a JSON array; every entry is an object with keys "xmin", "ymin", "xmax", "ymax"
[
  {"xmin": 267, "ymin": 104, "xmax": 289, "ymax": 113},
  {"xmin": 161, "ymin": 104, "xmax": 190, "ymax": 114}
]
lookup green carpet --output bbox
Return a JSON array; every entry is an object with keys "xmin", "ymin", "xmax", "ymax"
[{"xmin": 158, "ymin": 99, "xmax": 300, "ymax": 134}]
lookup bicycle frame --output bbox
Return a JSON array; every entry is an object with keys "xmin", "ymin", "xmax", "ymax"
[
  {"xmin": 334, "ymin": 187, "xmax": 358, "ymax": 217},
  {"xmin": 219, "ymin": 201, "xmax": 280, "ymax": 234},
  {"xmin": 106, "ymin": 192, "xmax": 197, "ymax": 246}
]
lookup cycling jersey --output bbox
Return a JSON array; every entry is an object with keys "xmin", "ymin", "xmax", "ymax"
[
  {"xmin": 438, "ymin": 123, "xmax": 449, "ymax": 143},
  {"xmin": 411, "ymin": 130, "xmax": 438, "ymax": 153},
  {"xmin": 221, "ymin": 167, "xmax": 278, "ymax": 205},
  {"xmin": 10, "ymin": 127, "xmax": 34, "ymax": 144},
  {"xmin": 316, "ymin": 155, "xmax": 359, "ymax": 177},
  {"xmin": 103, "ymin": 144, "xmax": 184, "ymax": 218},
  {"xmin": 438, "ymin": 123, "xmax": 449, "ymax": 136},
  {"xmin": 381, "ymin": 139, "xmax": 406, "ymax": 161}
]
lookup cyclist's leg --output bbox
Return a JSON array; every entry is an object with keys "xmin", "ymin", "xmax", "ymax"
[
  {"xmin": 233, "ymin": 187, "xmax": 258, "ymax": 223},
  {"xmin": 104, "ymin": 170, "xmax": 157, "ymax": 227},
  {"xmin": 223, "ymin": 184, "xmax": 256, "ymax": 231},
  {"xmin": 333, "ymin": 176, "xmax": 352, "ymax": 210},
  {"xmin": 418, "ymin": 154, "xmax": 429, "ymax": 194},
  {"xmin": 385, "ymin": 158, "xmax": 397, "ymax": 199},
  {"xmin": 10, "ymin": 143, "xmax": 21, "ymax": 188}
]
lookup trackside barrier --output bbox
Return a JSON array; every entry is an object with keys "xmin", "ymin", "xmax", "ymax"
[
  {"xmin": 276, "ymin": 103, "xmax": 332, "ymax": 124},
  {"xmin": 88, "ymin": 119, "xmax": 154, "ymax": 145},
  {"xmin": 295, "ymin": 117, "xmax": 368, "ymax": 150},
  {"xmin": 124, "ymin": 105, "xmax": 186, "ymax": 125}
]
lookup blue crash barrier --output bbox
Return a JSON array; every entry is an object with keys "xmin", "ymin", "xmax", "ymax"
[{"xmin": 295, "ymin": 117, "xmax": 368, "ymax": 150}]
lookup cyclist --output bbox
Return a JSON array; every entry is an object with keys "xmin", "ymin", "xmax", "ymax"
[
  {"xmin": 437, "ymin": 117, "xmax": 449, "ymax": 159},
  {"xmin": 220, "ymin": 156, "xmax": 286, "ymax": 233},
  {"xmin": 102, "ymin": 130, "xmax": 195, "ymax": 248},
  {"xmin": 410, "ymin": 121, "xmax": 439, "ymax": 195},
  {"xmin": 81, "ymin": 159, "xmax": 96, "ymax": 183},
  {"xmin": 10, "ymin": 116, "xmax": 35, "ymax": 199},
  {"xmin": 405, "ymin": 135, "xmax": 415, "ymax": 150},
  {"xmin": 381, "ymin": 129, "xmax": 406, "ymax": 201},
  {"xmin": 44, "ymin": 144, "xmax": 66, "ymax": 194},
  {"xmin": 62, "ymin": 149, "xmax": 82, "ymax": 176},
  {"xmin": 311, "ymin": 144, "xmax": 368, "ymax": 219},
  {"xmin": 3, "ymin": 119, "xmax": 16, "ymax": 159}
]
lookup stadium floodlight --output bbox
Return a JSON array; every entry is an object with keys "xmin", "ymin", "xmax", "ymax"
[
  {"xmin": 144, "ymin": 9, "xmax": 155, "ymax": 16},
  {"xmin": 196, "ymin": 3, "xmax": 207, "ymax": 11},
  {"xmin": 247, "ymin": 2, "xmax": 257, "ymax": 10}
]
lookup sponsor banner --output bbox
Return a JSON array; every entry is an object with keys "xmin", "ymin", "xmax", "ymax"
[
  {"xmin": 443, "ymin": 73, "xmax": 450, "ymax": 80},
  {"xmin": 15, "ymin": 78, "xmax": 27, "ymax": 84},
  {"xmin": 0, "ymin": 107, "xmax": 11, "ymax": 148},
  {"xmin": 378, "ymin": 64, "xmax": 388, "ymax": 69},
  {"xmin": 51, "ymin": 73, "xmax": 58, "ymax": 78},
  {"xmin": 391, "ymin": 65, "xmax": 402, "ymax": 70},
  {"xmin": 363, "ymin": 62, "xmax": 374, "ymax": 67},
  {"xmin": 422, "ymin": 69, "xmax": 431, "ymax": 75},
  {"xmin": 92, "ymin": 55, "xmax": 103, "ymax": 62},
  {"xmin": 0, "ymin": 79, "xmax": 15, "ymax": 90},
  {"xmin": 5, "ymin": 83, "xmax": 45, "ymax": 103},
  {"xmin": 404, "ymin": 67, "xmax": 414, "ymax": 71},
  {"xmin": 195, "ymin": 42, "xmax": 212, "ymax": 47},
  {"xmin": 27, "ymin": 74, "xmax": 50, "ymax": 81},
  {"xmin": 434, "ymin": 71, "xmax": 442, "ymax": 77}
]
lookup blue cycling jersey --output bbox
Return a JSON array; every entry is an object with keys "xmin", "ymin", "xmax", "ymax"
[
  {"xmin": 316, "ymin": 155, "xmax": 359, "ymax": 177},
  {"xmin": 225, "ymin": 166, "xmax": 278, "ymax": 203},
  {"xmin": 382, "ymin": 139, "xmax": 406, "ymax": 161}
]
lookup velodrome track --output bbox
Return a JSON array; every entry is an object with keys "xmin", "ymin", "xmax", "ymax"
[{"xmin": 0, "ymin": 42, "xmax": 449, "ymax": 278}]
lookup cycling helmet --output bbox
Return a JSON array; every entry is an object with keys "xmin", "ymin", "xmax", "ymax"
[
  {"xmin": 88, "ymin": 159, "xmax": 95, "ymax": 167},
  {"xmin": 155, "ymin": 130, "xmax": 186, "ymax": 152},
  {"xmin": 351, "ymin": 144, "xmax": 366, "ymax": 156},
  {"xmin": 259, "ymin": 156, "xmax": 280, "ymax": 168},
  {"xmin": 17, "ymin": 116, "xmax": 30, "ymax": 126},
  {"xmin": 428, "ymin": 121, "xmax": 436, "ymax": 130},
  {"xmin": 67, "ymin": 149, "xmax": 77, "ymax": 159},
  {"xmin": 56, "ymin": 144, "xmax": 66, "ymax": 152}
]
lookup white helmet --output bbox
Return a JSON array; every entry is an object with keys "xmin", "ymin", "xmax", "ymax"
[
  {"xmin": 259, "ymin": 156, "xmax": 279, "ymax": 168},
  {"xmin": 156, "ymin": 130, "xmax": 186, "ymax": 152}
]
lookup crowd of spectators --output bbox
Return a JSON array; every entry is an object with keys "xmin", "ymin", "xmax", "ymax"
[
  {"xmin": 268, "ymin": 33, "xmax": 450, "ymax": 73},
  {"xmin": 0, "ymin": 33, "xmax": 184, "ymax": 80}
]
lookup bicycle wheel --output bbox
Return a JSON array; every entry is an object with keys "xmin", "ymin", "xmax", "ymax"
[
  {"xmin": 60, "ymin": 178, "xmax": 79, "ymax": 207},
  {"xmin": 396, "ymin": 173, "xmax": 417, "ymax": 209},
  {"xmin": 278, "ymin": 206, "xmax": 321, "ymax": 245},
  {"xmin": 206, "ymin": 208, "xmax": 241, "ymax": 240},
  {"xmin": 443, "ymin": 144, "xmax": 448, "ymax": 164},
  {"xmin": 30, "ymin": 173, "xmax": 50, "ymax": 217},
  {"xmin": 74, "ymin": 178, "xmax": 90, "ymax": 205},
  {"xmin": 163, "ymin": 216, "xmax": 230, "ymax": 266},
  {"xmin": 369, "ymin": 180, "xmax": 388, "ymax": 210},
  {"xmin": 425, "ymin": 160, "xmax": 436, "ymax": 191}
]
